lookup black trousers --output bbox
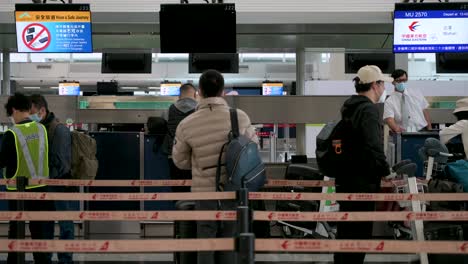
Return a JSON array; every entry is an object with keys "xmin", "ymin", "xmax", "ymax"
[
  {"xmin": 169, "ymin": 158, "xmax": 192, "ymax": 193},
  {"xmin": 7, "ymin": 187, "xmax": 55, "ymax": 264},
  {"xmin": 334, "ymin": 185, "xmax": 377, "ymax": 264}
]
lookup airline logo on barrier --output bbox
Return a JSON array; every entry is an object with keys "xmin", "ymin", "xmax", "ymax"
[
  {"xmin": 8, "ymin": 241, "xmax": 16, "ymax": 251},
  {"xmin": 460, "ymin": 243, "xmax": 468, "ymax": 252},
  {"xmin": 100, "ymin": 241, "xmax": 110, "ymax": 251},
  {"xmin": 409, "ymin": 21, "xmax": 420, "ymax": 32}
]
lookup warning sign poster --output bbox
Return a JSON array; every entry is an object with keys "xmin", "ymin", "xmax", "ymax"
[{"xmin": 15, "ymin": 6, "xmax": 92, "ymax": 53}]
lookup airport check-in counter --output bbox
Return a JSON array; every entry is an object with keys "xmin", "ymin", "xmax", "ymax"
[{"xmin": 0, "ymin": 95, "xmax": 459, "ymax": 238}]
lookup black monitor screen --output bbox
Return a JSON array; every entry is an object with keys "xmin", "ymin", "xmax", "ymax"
[
  {"xmin": 102, "ymin": 53, "xmax": 152, "ymax": 74},
  {"xmin": 436, "ymin": 53, "xmax": 468, "ymax": 73},
  {"xmin": 159, "ymin": 4, "xmax": 236, "ymax": 53},
  {"xmin": 97, "ymin": 82, "xmax": 118, "ymax": 95},
  {"xmin": 345, "ymin": 53, "xmax": 395, "ymax": 74}
]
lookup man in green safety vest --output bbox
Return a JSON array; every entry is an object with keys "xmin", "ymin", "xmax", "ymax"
[{"xmin": 0, "ymin": 93, "xmax": 55, "ymax": 264}]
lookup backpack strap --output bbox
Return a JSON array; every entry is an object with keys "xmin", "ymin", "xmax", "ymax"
[
  {"xmin": 216, "ymin": 142, "xmax": 228, "ymax": 192},
  {"xmin": 229, "ymin": 108, "xmax": 240, "ymax": 139}
]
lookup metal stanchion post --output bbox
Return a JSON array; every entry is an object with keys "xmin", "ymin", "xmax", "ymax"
[
  {"xmin": 16, "ymin": 176, "xmax": 27, "ymax": 264},
  {"xmin": 236, "ymin": 187, "xmax": 254, "ymax": 264}
]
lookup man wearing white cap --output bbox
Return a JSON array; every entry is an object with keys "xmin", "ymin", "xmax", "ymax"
[
  {"xmin": 334, "ymin": 65, "xmax": 392, "ymax": 264},
  {"xmin": 440, "ymin": 98, "xmax": 468, "ymax": 159}
]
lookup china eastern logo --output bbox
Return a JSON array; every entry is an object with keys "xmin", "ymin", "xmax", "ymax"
[{"xmin": 409, "ymin": 21, "xmax": 420, "ymax": 32}]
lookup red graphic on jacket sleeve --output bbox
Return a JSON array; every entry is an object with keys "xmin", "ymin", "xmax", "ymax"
[
  {"xmin": 375, "ymin": 241, "xmax": 385, "ymax": 251},
  {"xmin": 8, "ymin": 241, "xmax": 16, "ymax": 251},
  {"xmin": 281, "ymin": 240, "xmax": 289, "ymax": 250},
  {"xmin": 100, "ymin": 241, "xmax": 110, "ymax": 251}
]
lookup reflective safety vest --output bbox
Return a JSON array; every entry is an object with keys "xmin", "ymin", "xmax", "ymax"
[{"xmin": 5, "ymin": 121, "xmax": 49, "ymax": 190}]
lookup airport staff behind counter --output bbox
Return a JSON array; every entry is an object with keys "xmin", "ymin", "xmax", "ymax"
[
  {"xmin": 384, "ymin": 69, "xmax": 432, "ymax": 133},
  {"xmin": 0, "ymin": 93, "xmax": 55, "ymax": 264}
]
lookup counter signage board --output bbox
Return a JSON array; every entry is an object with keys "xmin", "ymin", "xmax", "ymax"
[
  {"xmin": 15, "ymin": 4, "xmax": 92, "ymax": 53},
  {"xmin": 394, "ymin": 3, "xmax": 468, "ymax": 53}
]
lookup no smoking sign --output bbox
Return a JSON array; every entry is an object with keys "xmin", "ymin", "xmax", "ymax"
[{"xmin": 22, "ymin": 23, "xmax": 51, "ymax": 51}]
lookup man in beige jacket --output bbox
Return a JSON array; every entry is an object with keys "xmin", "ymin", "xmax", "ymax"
[{"xmin": 172, "ymin": 70, "xmax": 258, "ymax": 264}]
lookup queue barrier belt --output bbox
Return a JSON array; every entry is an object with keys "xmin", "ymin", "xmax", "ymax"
[
  {"xmin": 0, "ymin": 192, "xmax": 467, "ymax": 202},
  {"xmin": 1, "ymin": 239, "xmax": 468, "ymax": 254},
  {"xmin": 0, "ymin": 179, "xmax": 415, "ymax": 188},
  {"xmin": 2, "ymin": 211, "xmax": 468, "ymax": 222}
]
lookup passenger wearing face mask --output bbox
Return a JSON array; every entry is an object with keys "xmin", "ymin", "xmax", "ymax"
[
  {"xmin": 383, "ymin": 69, "xmax": 432, "ymax": 133},
  {"xmin": 30, "ymin": 94, "xmax": 74, "ymax": 264},
  {"xmin": 0, "ymin": 93, "xmax": 55, "ymax": 264},
  {"xmin": 334, "ymin": 65, "xmax": 392, "ymax": 264}
]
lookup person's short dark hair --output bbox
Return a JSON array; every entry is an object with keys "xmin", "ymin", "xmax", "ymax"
[
  {"xmin": 199, "ymin": 70, "xmax": 224, "ymax": 98},
  {"xmin": 29, "ymin": 94, "xmax": 49, "ymax": 112},
  {"xmin": 391, "ymin": 69, "xmax": 408, "ymax": 80},
  {"xmin": 455, "ymin": 111, "xmax": 468, "ymax": 121},
  {"xmin": 180, "ymin": 83, "xmax": 196, "ymax": 94},
  {"xmin": 5, "ymin": 93, "xmax": 31, "ymax": 116},
  {"xmin": 353, "ymin": 77, "xmax": 383, "ymax": 93}
]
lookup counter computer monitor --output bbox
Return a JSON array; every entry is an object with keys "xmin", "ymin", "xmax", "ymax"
[
  {"xmin": 159, "ymin": 4, "xmax": 236, "ymax": 53},
  {"xmin": 394, "ymin": 2, "xmax": 468, "ymax": 53},
  {"xmin": 262, "ymin": 82, "xmax": 284, "ymax": 96},
  {"xmin": 97, "ymin": 81, "xmax": 118, "ymax": 95},
  {"xmin": 233, "ymin": 87, "xmax": 262, "ymax": 95},
  {"xmin": 15, "ymin": 4, "xmax": 93, "ymax": 53},
  {"xmin": 59, "ymin": 82, "xmax": 80, "ymax": 96},
  {"xmin": 160, "ymin": 82, "xmax": 182, "ymax": 96}
]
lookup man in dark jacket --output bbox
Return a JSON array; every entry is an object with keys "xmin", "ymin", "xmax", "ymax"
[
  {"xmin": 30, "ymin": 94, "xmax": 74, "ymax": 264},
  {"xmin": 334, "ymin": 65, "xmax": 392, "ymax": 264},
  {"xmin": 162, "ymin": 83, "xmax": 197, "ymax": 192}
]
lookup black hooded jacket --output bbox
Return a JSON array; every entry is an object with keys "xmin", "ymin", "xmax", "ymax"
[{"xmin": 339, "ymin": 95, "xmax": 390, "ymax": 191}]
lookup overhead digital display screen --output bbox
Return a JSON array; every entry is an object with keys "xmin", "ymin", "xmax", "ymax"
[
  {"xmin": 394, "ymin": 3, "xmax": 468, "ymax": 53},
  {"xmin": 59, "ymin": 82, "xmax": 80, "ymax": 96},
  {"xmin": 15, "ymin": 4, "xmax": 92, "ymax": 53},
  {"xmin": 262, "ymin": 82, "xmax": 284, "ymax": 96},
  {"xmin": 160, "ymin": 83, "xmax": 181, "ymax": 96}
]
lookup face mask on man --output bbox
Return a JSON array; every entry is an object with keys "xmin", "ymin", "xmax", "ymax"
[
  {"xmin": 395, "ymin": 82, "xmax": 406, "ymax": 92},
  {"xmin": 29, "ymin": 113, "xmax": 41, "ymax": 122},
  {"xmin": 378, "ymin": 89, "xmax": 387, "ymax": 104}
]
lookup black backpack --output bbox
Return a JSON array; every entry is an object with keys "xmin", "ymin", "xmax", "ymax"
[
  {"xmin": 216, "ymin": 109, "xmax": 266, "ymax": 192},
  {"xmin": 315, "ymin": 120, "xmax": 352, "ymax": 179}
]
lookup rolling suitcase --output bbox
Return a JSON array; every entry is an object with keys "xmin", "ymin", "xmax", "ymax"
[{"xmin": 425, "ymin": 223, "xmax": 468, "ymax": 264}]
